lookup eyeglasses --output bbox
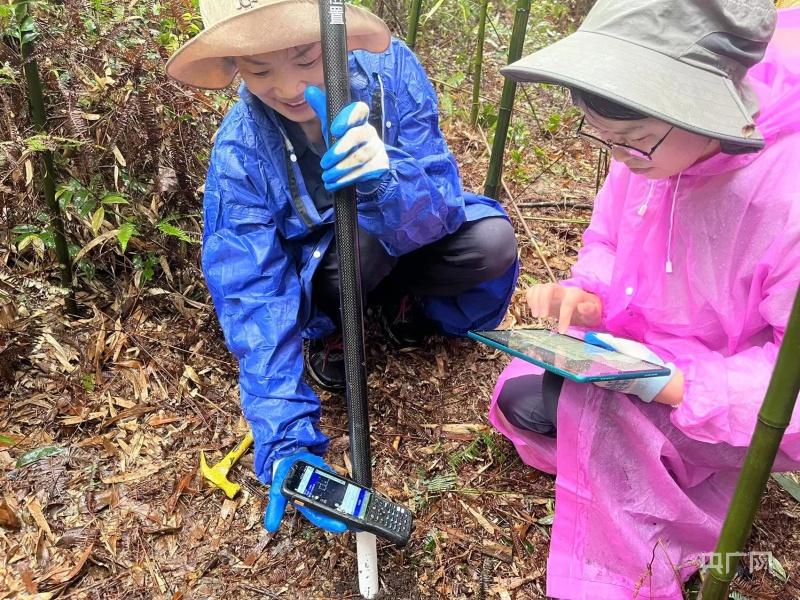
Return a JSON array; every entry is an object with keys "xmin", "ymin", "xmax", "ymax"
[{"xmin": 577, "ymin": 116, "xmax": 674, "ymax": 161}]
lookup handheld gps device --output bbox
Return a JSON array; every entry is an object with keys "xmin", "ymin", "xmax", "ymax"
[{"xmin": 282, "ymin": 460, "xmax": 413, "ymax": 546}]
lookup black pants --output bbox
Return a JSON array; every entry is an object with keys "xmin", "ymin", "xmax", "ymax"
[
  {"xmin": 312, "ymin": 217, "xmax": 517, "ymax": 324},
  {"xmin": 495, "ymin": 371, "xmax": 564, "ymax": 437}
]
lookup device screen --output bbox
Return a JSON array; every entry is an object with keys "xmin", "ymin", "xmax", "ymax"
[
  {"xmin": 289, "ymin": 465, "xmax": 372, "ymax": 519},
  {"xmin": 470, "ymin": 329, "xmax": 670, "ymax": 381}
]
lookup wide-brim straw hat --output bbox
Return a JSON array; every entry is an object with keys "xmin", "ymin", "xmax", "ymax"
[
  {"xmin": 166, "ymin": 0, "xmax": 391, "ymax": 89},
  {"xmin": 501, "ymin": 0, "xmax": 777, "ymax": 151}
]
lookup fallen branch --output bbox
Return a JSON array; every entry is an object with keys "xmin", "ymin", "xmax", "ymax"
[
  {"xmin": 523, "ymin": 215, "xmax": 590, "ymax": 225},
  {"xmin": 440, "ymin": 525, "xmax": 513, "ymax": 563},
  {"xmin": 518, "ymin": 201, "xmax": 593, "ymax": 209}
]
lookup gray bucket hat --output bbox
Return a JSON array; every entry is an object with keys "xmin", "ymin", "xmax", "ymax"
[{"xmin": 501, "ymin": 0, "xmax": 777, "ymax": 150}]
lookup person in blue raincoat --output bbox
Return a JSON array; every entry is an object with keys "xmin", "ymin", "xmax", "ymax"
[{"xmin": 167, "ymin": 0, "xmax": 518, "ymax": 533}]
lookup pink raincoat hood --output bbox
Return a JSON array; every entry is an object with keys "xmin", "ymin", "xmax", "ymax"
[
  {"xmin": 563, "ymin": 14, "xmax": 800, "ymax": 449},
  {"xmin": 489, "ymin": 10, "xmax": 800, "ymax": 600}
]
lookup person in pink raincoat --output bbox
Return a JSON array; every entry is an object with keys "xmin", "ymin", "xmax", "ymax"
[{"xmin": 491, "ymin": 1, "xmax": 800, "ymax": 598}]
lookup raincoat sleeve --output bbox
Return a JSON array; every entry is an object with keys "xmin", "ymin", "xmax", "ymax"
[
  {"xmin": 560, "ymin": 164, "xmax": 626, "ymax": 313},
  {"xmin": 670, "ymin": 210, "xmax": 800, "ymax": 447},
  {"xmin": 355, "ymin": 43, "xmax": 466, "ymax": 256},
  {"xmin": 202, "ymin": 132, "xmax": 328, "ymax": 484}
]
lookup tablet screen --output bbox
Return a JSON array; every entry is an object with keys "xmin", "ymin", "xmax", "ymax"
[{"xmin": 469, "ymin": 329, "xmax": 671, "ymax": 382}]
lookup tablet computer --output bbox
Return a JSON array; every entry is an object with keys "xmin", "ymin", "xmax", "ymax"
[{"xmin": 468, "ymin": 329, "xmax": 671, "ymax": 383}]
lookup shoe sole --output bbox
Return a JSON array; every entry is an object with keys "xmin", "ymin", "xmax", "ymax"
[{"xmin": 304, "ymin": 346, "xmax": 346, "ymax": 393}]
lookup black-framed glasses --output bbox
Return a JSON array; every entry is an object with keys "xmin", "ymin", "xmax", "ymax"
[{"xmin": 577, "ymin": 116, "xmax": 674, "ymax": 161}]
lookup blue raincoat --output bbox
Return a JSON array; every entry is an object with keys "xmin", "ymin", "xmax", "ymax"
[{"xmin": 202, "ymin": 38, "xmax": 518, "ymax": 483}]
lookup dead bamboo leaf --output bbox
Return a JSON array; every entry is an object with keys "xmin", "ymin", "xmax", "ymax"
[
  {"xmin": 42, "ymin": 333, "xmax": 78, "ymax": 373},
  {"xmin": 166, "ymin": 470, "xmax": 194, "ymax": 514},
  {"xmin": 458, "ymin": 499, "xmax": 496, "ymax": 535},
  {"xmin": 90, "ymin": 488, "xmax": 119, "ymax": 513},
  {"xmin": 490, "ymin": 575, "xmax": 542, "ymax": 595},
  {"xmin": 112, "ymin": 145, "xmax": 126, "ymax": 167},
  {"xmin": 94, "ymin": 325, "xmax": 106, "ymax": 378},
  {"xmin": 100, "ymin": 404, "xmax": 155, "ymax": 428},
  {"xmin": 0, "ymin": 498, "xmax": 21, "ymax": 530},
  {"xmin": 26, "ymin": 497, "xmax": 54, "ymax": 541},
  {"xmin": 244, "ymin": 532, "xmax": 275, "ymax": 567},
  {"xmin": 75, "ymin": 435, "xmax": 105, "ymax": 448},
  {"xmin": 181, "ymin": 365, "xmax": 201, "ymax": 386},
  {"xmin": 49, "ymin": 543, "xmax": 94, "ymax": 586},
  {"xmin": 0, "ymin": 300, "xmax": 18, "ymax": 330},
  {"xmin": 342, "ymin": 451, "xmax": 353, "ymax": 477},
  {"xmin": 101, "ymin": 463, "xmax": 164, "ymax": 484},
  {"xmin": 21, "ymin": 568, "xmax": 37, "ymax": 594},
  {"xmin": 420, "ymin": 423, "xmax": 489, "ymax": 434},
  {"xmin": 216, "ymin": 498, "xmax": 239, "ymax": 540},
  {"xmin": 73, "ymin": 230, "xmax": 118, "ymax": 263},
  {"xmin": 62, "ymin": 410, "xmax": 106, "ymax": 425},
  {"xmin": 147, "ymin": 414, "xmax": 182, "ymax": 427},
  {"xmin": 101, "ymin": 437, "xmax": 120, "ymax": 458}
]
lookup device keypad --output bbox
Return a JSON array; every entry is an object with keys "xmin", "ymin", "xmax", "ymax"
[{"xmin": 367, "ymin": 497, "xmax": 411, "ymax": 533}]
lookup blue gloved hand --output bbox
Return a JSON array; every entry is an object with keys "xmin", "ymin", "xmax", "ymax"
[
  {"xmin": 304, "ymin": 85, "xmax": 390, "ymax": 193},
  {"xmin": 584, "ymin": 332, "xmax": 676, "ymax": 403},
  {"xmin": 264, "ymin": 450, "xmax": 349, "ymax": 534}
]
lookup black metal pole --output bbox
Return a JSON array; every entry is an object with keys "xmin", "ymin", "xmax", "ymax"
[
  {"xmin": 317, "ymin": 4, "xmax": 379, "ymax": 595},
  {"xmin": 317, "ymin": 0, "xmax": 373, "ymax": 496}
]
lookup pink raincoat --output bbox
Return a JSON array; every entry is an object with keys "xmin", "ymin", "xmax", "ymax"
[{"xmin": 489, "ymin": 10, "xmax": 800, "ymax": 599}]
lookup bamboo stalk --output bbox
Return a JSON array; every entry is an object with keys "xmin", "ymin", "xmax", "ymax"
[
  {"xmin": 406, "ymin": 0, "xmax": 423, "ymax": 49},
  {"xmin": 469, "ymin": 0, "xmax": 490, "ymax": 127},
  {"xmin": 17, "ymin": 0, "xmax": 77, "ymax": 315},
  {"xmin": 477, "ymin": 125, "xmax": 556, "ymax": 283},
  {"xmin": 700, "ymin": 286, "xmax": 800, "ymax": 599},
  {"xmin": 483, "ymin": 0, "xmax": 531, "ymax": 200}
]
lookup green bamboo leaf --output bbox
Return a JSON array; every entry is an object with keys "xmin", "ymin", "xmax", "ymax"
[
  {"xmin": 768, "ymin": 554, "xmax": 788, "ymax": 583},
  {"xmin": 117, "ymin": 222, "xmax": 137, "ymax": 253},
  {"xmin": 772, "ymin": 472, "xmax": 800, "ymax": 503},
  {"xmin": 90, "ymin": 206, "xmax": 105, "ymax": 235},
  {"xmin": 537, "ymin": 513, "xmax": 554, "ymax": 526},
  {"xmin": 17, "ymin": 234, "xmax": 37, "ymax": 252},
  {"xmin": 0, "ymin": 433, "xmax": 20, "ymax": 447},
  {"xmin": 422, "ymin": 0, "xmax": 446, "ymax": 22},
  {"xmin": 100, "ymin": 192, "xmax": 128, "ymax": 205},
  {"xmin": 15, "ymin": 445, "xmax": 65, "ymax": 468}
]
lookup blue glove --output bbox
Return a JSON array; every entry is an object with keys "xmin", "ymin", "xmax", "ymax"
[
  {"xmin": 304, "ymin": 85, "xmax": 390, "ymax": 193},
  {"xmin": 264, "ymin": 450, "xmax": 349, "ymax": 534},
  {"xmin": 584, "ymin": 332, "xmax": 676, "ymax": 403}
]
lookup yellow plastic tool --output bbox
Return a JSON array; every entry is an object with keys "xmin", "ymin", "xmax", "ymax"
[{"xmin": 199, "ymin": 431, "xmax": 254, "ymax": 499}]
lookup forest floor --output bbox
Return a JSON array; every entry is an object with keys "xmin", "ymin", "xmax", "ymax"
[{"xmin": 2, "ymin": 2, "xmax": 800, "ymax": 599}]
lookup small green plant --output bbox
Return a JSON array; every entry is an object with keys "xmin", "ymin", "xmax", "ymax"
[
  {"xmin": 422, "ymin": 530, "xmax": 442, "ymax": 555},
  {"xmin": 448, "ymin": 430, "xmax": 506, "ymax": 470},
  {"xmin": 81, "ymin": 373, "xmax": 96, "ymax": 393}
]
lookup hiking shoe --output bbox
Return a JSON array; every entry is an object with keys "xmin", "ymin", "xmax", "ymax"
[
  {"xmin": 306, "ymin": 333, "xmax": 345, "ymax": 392},
  {"xmin": 378, "ymin": 294, "xmax": 435, "ymax": 348}
]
